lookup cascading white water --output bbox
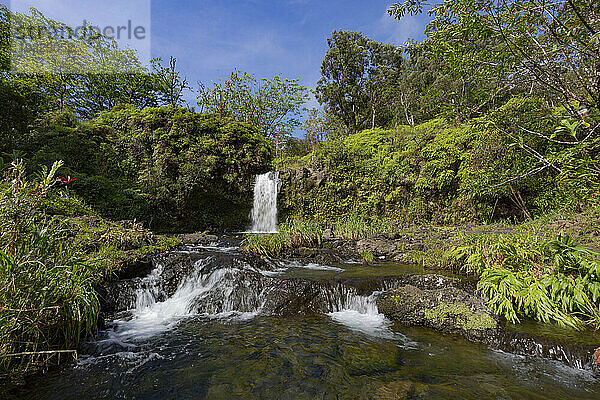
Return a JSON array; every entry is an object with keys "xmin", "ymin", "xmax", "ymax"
[
  {"xmin": 249, "ymin": 171, "xmax": 279, "ymax": 233},
  {"xmin": 327, "ymin": 291, "xmax": 393, "ymax": 337},
  {"xmin": 112, "ymin": 258, "xmax": 266, "ymax": 340}
]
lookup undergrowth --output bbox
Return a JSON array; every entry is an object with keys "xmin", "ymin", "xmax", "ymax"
[
  {"xmin": 0, "ymin": 160, "xmax": 181, "ymax": 378},
  {"xmin": 243, "ymin": 219, "xmax": 323, "ymax": 257},
  {"xmin": 243, "ymin": 216, "xmax": 397, "ymax": 257},
  {"xmin": 448, "ymin": 232, "xmax": 600, "ymax": 330}
]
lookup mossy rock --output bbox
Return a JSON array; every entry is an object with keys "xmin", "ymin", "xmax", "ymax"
[{"xmin": 377, "ymin": 283, "xmax": 498, "ymax": 341}]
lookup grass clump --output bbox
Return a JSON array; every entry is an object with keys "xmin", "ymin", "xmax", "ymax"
[
  {"xmin": 243, "ymin": 219, "xmax": 322, "ymax": 257},
  {"xmin": 0, "ymin": 160, "xmax": 99, "ymax": 377},
  {"xmin": 243, "ymin": 216, "xmax": 397, "ymax": 257},
  {"xmin": 330, "ymin": 216, "xmax": 397, "ymax": 240},
  {"xmin": 448, "ymin": 232, "xmax": 600, "ymax": 330}
]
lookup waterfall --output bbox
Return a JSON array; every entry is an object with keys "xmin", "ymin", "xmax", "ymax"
[{"xmin": 249, "ymin": 171, "xmax": 279, "ymax": 233}]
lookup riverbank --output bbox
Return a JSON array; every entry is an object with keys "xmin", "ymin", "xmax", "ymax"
[
  {"xmin": 243, "ymin": 211, "xmax": 600, "ymax": 331},
  {"xmin": 0, "ymin": 161, "xmax": 183, "ymax": 385}
]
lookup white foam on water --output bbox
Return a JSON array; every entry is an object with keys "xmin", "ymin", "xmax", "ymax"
[
  {"xmin": 112, "ymin": 260, "xmax": 244, "ymax": 341},
  {"xmin": 260, "ymin": 268, "xmax": 288, "ymax": 277},
  {"xmin": 284, "ymin": 261, "xmax": 345, "ymax": 272},
  {"xmin": 188, "ymin": 244, "xmax": 240, "ymax": 253},
  {"xmin": 327, "ymin": 292, "xmax": 392, "ymax": 337},
  {"xmin": 328, "ymin": 309, "xmax": 391, "ymax": 335}
]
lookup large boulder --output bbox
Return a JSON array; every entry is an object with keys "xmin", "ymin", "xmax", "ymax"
[
  {"xmin": 287, "ymin": 166, "xmax": 328, "ymax": 190},
  {"xmin": 377, "ymin": 284, "xmax": 498, "ymax": 340}
]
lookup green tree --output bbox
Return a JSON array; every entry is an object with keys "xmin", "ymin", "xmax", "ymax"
[
  {"xmin": 3, "ymin": 7, "xmax": 163, "ymax": 119},
  {"xmin": 302, "ymin": 107, "xmax": 345, "ymax": 156},
  {"xmin": 197, "ymin": 70, "xmax": 308, "ymax": 159},
  {"xmin": 315, "ymin": 30, "xmax": 404, "ymax": 133},
  {"xmin": 151, "ymin": 56, "xmax": 191, "ymax": 107},
  {"xmin": 389, "ymin": 0, "xmax": 600, "ymax": 189}
]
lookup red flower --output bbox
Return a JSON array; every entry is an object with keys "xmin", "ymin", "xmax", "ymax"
[{"xmin": 58, "ymin": 176, "xmax": 78, "ymax": 186}]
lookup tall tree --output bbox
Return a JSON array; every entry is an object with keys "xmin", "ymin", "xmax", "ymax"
[
  {"xmin": 316, "ymin": 30, "xmax": 404, "ymax": 133},
  {"xmin": 388, "ymin": 0, "xmax": 600, "ymax": 188},
  {"xmin": 151, "ymin": 57, "xmax": 191, "ymax": 108},
  {"xmin": 197, "ymin": 70, "xmax": 308, "ymax": 157},
  {"xmin": 6, "ymin": 7, "xmax": 161, "ymax": 118}
]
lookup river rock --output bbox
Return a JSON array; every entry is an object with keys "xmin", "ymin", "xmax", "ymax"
[
  {"xmin": 377, "ymin": 284, "xmax": 498, "ymax": 340},
  {"xmin": 356, "ymin": 237, "xmax": 397, "ymax": 256},
  {"xmin": 181, "ymin": 231, "xmax": 219, "ymax": 245}
]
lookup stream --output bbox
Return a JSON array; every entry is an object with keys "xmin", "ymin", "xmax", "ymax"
[{"xmin": 14, "ymin": 238, "xmax": 600, "ymax": 399}]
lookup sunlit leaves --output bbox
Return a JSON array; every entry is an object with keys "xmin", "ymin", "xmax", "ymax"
[{"xmin": 450, "ymin": 231, "xmax": 600, "ymax": 329}]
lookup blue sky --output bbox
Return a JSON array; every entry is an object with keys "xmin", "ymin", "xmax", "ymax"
[
  {"xmin": 6, "ymin": 0, "xmax": 431, "ymax": 110},
  {"xmin": 151, "ymin": 0, "xmax": 431, "ymax": 106}
]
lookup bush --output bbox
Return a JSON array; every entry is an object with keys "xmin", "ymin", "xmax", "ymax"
[
  {"xmin": 23, "ymin": 106, "xmax": 275, "ymax": 232},
  {"xmin": 0, "ymin": 160, "xmax": 99, "ymax": 376},
  {"xmin": 280, "ymin": 97, "xmax": 597, "ymax": 224},
  {"xmin": 448, "ymin": 232, "xmax": 600, "ymax": 330}
]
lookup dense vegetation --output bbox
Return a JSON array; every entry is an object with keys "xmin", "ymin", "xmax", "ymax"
[
  {"xmin": 0, "ymin": 5, "xmax": 279, "ymax": 379},
  {"xmin": 2, "ymin": 0, "xmax": 600, "ymax": 383},
  {"xmin": 268, "ymin": 0, "xmax": 600, "ymax": 333},
  {"xmin": 23, "ymin": 107, "xmax": 273, "ymax": 231},
  {"xmin": 0, "ymin": 161, "xmax": 181, "ymax": 377}
]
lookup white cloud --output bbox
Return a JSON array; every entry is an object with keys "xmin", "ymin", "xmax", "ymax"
[{"xmin": 375, "ymin": 11, "xmax": 423, "ymax": 45}]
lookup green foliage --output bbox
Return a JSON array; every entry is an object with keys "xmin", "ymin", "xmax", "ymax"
[
  {"xmin": 448, "ymin": 232, "xmax": 600, "ymax": 330},
  {"xmin": 281, "ymin": 96, "xmax": 597, "ymax": 224},
  {"xmin": 151, "ymin": 57, "xmax": 191, "ymax": 108},
  {"xmin": 316, "ymin": 30, "xmax": 404, "ymax": 132},
  {"xmin": 24, "ymin": 106, "xmax": 274, "ymax": 231},
  {"xmin": 388, "ymin": 0, "xmax": 600, "ymax": 189},
  {"xmin": 0, "ymin": 160, "xmax": 98, "ymax": 375},
  {"xmin": 360, "ymin": 251, "xmax": 375, "ymax": 264},
  {"xmin": 0, "ymin": 161, "xmax": 181, "ymax": 377},
  {"xmin": 197, "ymin": 70, "xmax": 308, "ymax": 158},
  {"xmin": 243, "ymin": 216, "xmax": 397, "ymax": 257},
  {"xmin": 243, "ymin": 219, "xmax": 323, "ymax": 257},
  {"xmin": 331, "ymin": 216, "xmax": 397, "ymax": 240}
]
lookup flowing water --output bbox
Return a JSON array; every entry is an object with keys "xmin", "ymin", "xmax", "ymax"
[
  {"xmin": 249, "ymin": 172, "xmax": 279, "ymax": 233},
  {"xmin": 13, "ymin": 240, "xmax": 600, "ymax": 400}
]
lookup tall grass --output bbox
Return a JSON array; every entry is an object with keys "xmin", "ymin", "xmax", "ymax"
[
  {"xmin": 243, "ymin": 216, "xmax": 398, "ymax": 257},
  {"xmin": 243, "ymin": 219, "xmax": 322, "ymax": 257},
  {"xmin": 331, "ymin": 216, "xmax": 397, "ymax": 240},
  {"xmin": 0, "ymin": 161, "xmax": 100, "ymax": 377}
]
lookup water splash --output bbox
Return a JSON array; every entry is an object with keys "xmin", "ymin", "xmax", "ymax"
[{"xmin": 249, "ymin": 171, "xmax": 279, "ymax": 233}]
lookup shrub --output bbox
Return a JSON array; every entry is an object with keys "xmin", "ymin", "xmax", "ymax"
[
  {"xmin": 448, "ymin": 232, "xmax": 600, "ymax": 330},
  {"xmin": 0, "ymin": 160, "xmax": 99, "ymax": 376}
]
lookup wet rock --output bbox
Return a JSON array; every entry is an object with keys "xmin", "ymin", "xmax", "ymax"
[
  {"xmin": 377, "ymin": 282, "xmax": 498, "ymax": 340},
  {"xmin": 282, "ymin": 245, "xmax": 353, "ymax": 265},
  {"xmin": 287, "ymin": 165, "xmax": 328, "ymax": 190},
  {"xmin": 373, "ymin": 380, "xmax": 415, "ymax": 400},
  {"xmin": 181, "ymin": 231, "xmax": 219, "ymax": 245},
  {"xmin": 96, "ymin": 280, "xmax": 140, "ymax": 314},
  {"xmin": 114, "ymin": 254, "xmax": 154, "ymax": 280},
  {"xmin": 357, "ymin": 237, "xmax": 397, "ymax": 257},
  {"xmin": 487, "ymin": 329, "xmax": 598, "ymax": 370}
]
